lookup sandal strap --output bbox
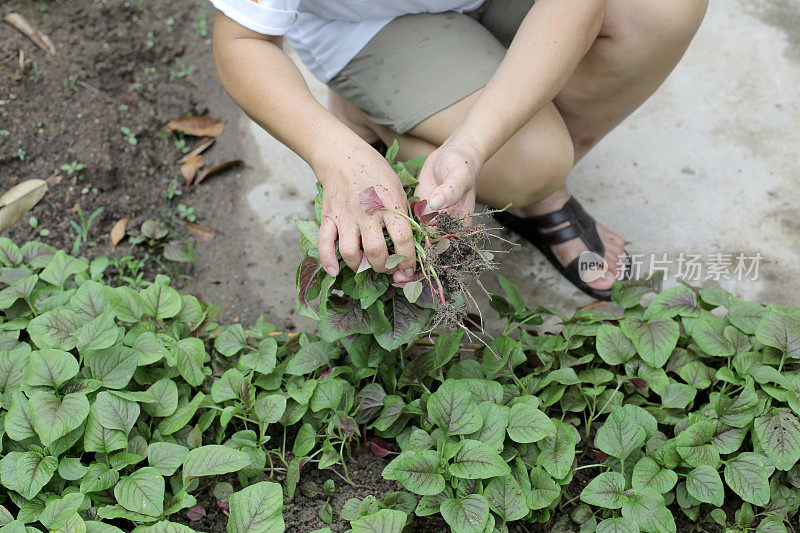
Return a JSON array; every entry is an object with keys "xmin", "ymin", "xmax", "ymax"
[{"xmin": 537, "ymin": 223, "xmax": 582, "ymax": 246}]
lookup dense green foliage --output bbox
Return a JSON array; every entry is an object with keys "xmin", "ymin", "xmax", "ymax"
[{"xmin": 0, "ymin": 146, "xmax": 799, "ymax": 533}]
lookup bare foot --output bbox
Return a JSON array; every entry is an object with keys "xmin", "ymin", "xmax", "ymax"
[
  {"xmin": 512, "ymin": 186, "xmax": 628, "ymax": 291},
  {"xmin": 328, "ymin": 90, "xmax": 380, "ymax": 144}
]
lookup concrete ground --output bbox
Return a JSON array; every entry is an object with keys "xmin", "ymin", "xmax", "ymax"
[{"xmin": 192, "ymin": 0, "xmax": 800, "ymax": 330}]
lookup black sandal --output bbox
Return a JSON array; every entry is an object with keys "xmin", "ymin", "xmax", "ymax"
[{"xmin": 493, "ymin": 197, "xmax": 633, "ymax": 301}]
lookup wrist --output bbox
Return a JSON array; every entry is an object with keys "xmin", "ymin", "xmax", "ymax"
[
  {"xmin": 307, "ymin": 126, "xmax": 373, "ymax": 187},
  {"xmin": 444, "ymin": 129, "xmax": 488, "ymax": 169}
]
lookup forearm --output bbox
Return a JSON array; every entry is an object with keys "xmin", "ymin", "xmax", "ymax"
[
  {"xmin": 212, "ymin": 12, "xmax": 365, "ymax": 183},
  {"xmin": 451, "ymin": 0, "xmax": 604, "ymax": 161}
]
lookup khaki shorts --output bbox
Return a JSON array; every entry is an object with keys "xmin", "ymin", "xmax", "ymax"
[{"xmin": 328, "ymin": 0, "xmax": 535, "ymax": 134}]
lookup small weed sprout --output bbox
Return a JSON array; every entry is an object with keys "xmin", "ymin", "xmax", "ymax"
[
  {"xmin": 120, "ymin": 126, "xmax": 138, "ymax": 145},
  {"xmin": 70, "ymin": 205, "xmax": 104, "ymax": 254},
  {"xmin": 60, "ymin": 160, "xmax": 86, "ymax": 183}
]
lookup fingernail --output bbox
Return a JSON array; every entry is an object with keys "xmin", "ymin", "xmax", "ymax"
[
  {"xmin": 404, "ymin": 268, "xmax": 414, "ymax": 277},
  {"xmin": 325, "ymin": 266, "xmax": 338, "ymax": 276},
  {"xmin": 429, "ymin": 194, "xmax": 445, "ymax": 210}
]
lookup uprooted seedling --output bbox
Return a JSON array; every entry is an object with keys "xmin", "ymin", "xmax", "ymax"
[{"xmin": 295, "ymin": 140, "xmax": 510, "ymax": 350}]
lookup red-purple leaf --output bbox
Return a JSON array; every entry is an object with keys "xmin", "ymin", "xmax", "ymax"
[
  {"xmin": 370, "ymin": 438, "xmax": 395, "ymax": 458},
  {"xmin": 217, "ymin": 501, "xmax": 229, "ymax": 510},
  {"xmin": 297, "ymin": 255, "xmax": 322, "ymax": 306},
  {"xmin": 359, "ymin": 186, "xmax": 386, "ymax": 214},
  {"xmin": 319, "ymin": 369, "xmax": 333, "ymax": 380},
  {"xmin": 186, "ymin": 505, "xmax": 206, "ymax": 522},
  {"xmin": 631, "ymin": 377, "xmax": 648, "ymax": 390},
  {"xmin": 412, "ymin": 199, "xmax": 438, "ymax": 225}
]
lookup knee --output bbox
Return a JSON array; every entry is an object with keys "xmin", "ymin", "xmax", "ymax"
[{"xmin": 613, "ymin": 0, "xmax": 708, "ymax": 48}]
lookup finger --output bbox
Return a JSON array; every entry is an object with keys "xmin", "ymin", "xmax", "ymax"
[
  {"xmin": 318, "ymin": 217, "xmax": 339, "ymax": 276},
  {"xmin": 383, "ymin": 211, "xmax": 416, "ymax": 282},
  {"xmin": 361, "ymin": 221, "xmax": 390, "ymax": 273},
  {"xmin": 338, "ymin": 223, "xmax": 362, "ymax": 272},
  {"xmin": 413, "ymin": 155, "xmax": 438, "ymax": 209},
  {"xmin": 428, "ymin": 172, "xmax": 473, "ymax": 211}
]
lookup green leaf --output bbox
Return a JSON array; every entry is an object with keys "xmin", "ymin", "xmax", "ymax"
[
  {"xmin": 310, "ymin": 378, "xmax": 347, "ymax": 412},
  {"xmin": 506, "ymin": 403, "xmax": 555, "ymax": 443},
  {"xmin": 676, "ymin": 420, "xmax": 720, "ymax": 468},
  {"xmin": 350, "ymin": 508, "xmax": 408, "ymax": 533},
  {"xmin": 84, "ymin": 345, "xmax": 138, "ymax": 389},
  {"xmin": 286, "ymin": 341, "xmax": 339, "ymax": 375},
  {"xmin": 83, "ymin": 406, "xmax": 127, "ymax": 453},
  {"xmin": 596, "ymin": 324, "xmax": 637, "ymax": 365},
  {"xmin": 440, "ymin": 494, "xmax": 489, "ymax": 533},
  {"xmin": 536, "ymin": 419, "xmax": 578, "ymax": 479},
  {"xmin": 621, "ymin": 491, "xmax": 675, "ymax": 533},
  {"xmin": 0, "ymin": 348, "xmax": 29, "ymax": 395},
  {"xmin": 382, "ymin": 451, "xmax": 445, "ymax": 496},
  {"xmin": 114, "ymin": 467, "xmax": 164, "ymax": 518},
  {"xmin": 26, "ymin": 349, "xmax": 79, "ymax": 389},
  {"xmin": 580, "ymin": 471, "xmax": 626, "ymax": 509},
  {"xmin": 182, "ymin": 445, "xmax": 251, "ymax": 484},
  {"xmin": 211, "ymin": 368, "xmax": 249, "ymax": 403},
  {"xmin": 620, "ymin": 317, "xmax": 679, "ymax": 368},
  {"xmin": 293, "ymin": 423, "xmax": 316, "ymax": 457},
  {"xmin": 140, "ymin": 282, "xmax": 181, "ymax": 319},
  {"xmin": 132, "ymin": 522, "xmax": 197, "ymax": 533},
  {"xmin": 240, "ymin": 338, "xmax": 277, "ymax": 375},
  {"xmin": 147, "ymin": 442, "xmax": 189, "ymax": 477},
  {"xmin": 402, "ymin": 280, "xmax": 423, "ymax": 304},
  {"xmin": 756, "ymin": 308, "xmax": 800, "ymax": 359},
  {"xmin": 715, "ymin": 380, "xmax": 757, "ymax": 427},
  {"xmin": 724, "ymin": 453, "xmax": 773, "ymax": 506},
  {"xmin": 227, "ymin": 481, "xmax": 284, "ymax": 533},
  {"xmin": 658, "ymin": 382, "xmax": 696, "ymax": 410},
  {"xmin": 460, "ymin": 379, "xmax": 503, "ymax": 404},
  {"xmin": 431, "ymin": 330, "xmax": 463, "ymax": 370},
  {"xmin": 0, "ymin": 450, "xmax": 57, "ymax": 499},
  {"xmin": 448, "ymin": 439, "xmax": 511, "ymax": 479},
  {"xmin": 686, "ymin": 465, "xmax": 724, "ymax": 507},
  {"xmin": 214, "ymin": 324, "xmax": 247, "ymax": 356},
  {"xmin": 28, "ymin": 308, "xmax": 80, "ymax": 350},
  {"xmin": 756, "ymin": 517, "xmax": 788, "ymax": 533},
  {"xmin": 631, "ymin": 456, "xmax": 677, "ymax": 494},
  {"xmin": 73, "ymin": 309, "xmax": 119, "ymax": 352},
  {"xmin": 172, "ymin": 337, "xmax": 209, "ymax": 387},
  {"xmin": 595, "ymin": 406, "xmax": 646, "ymax": 460},
  {"xmin": 727, "ymin": 299, "xmax": 764, "ymax": 334},
  {"xmin": 254, "ymin": 393, "xmax": 286, "ymax": 424},
  {"xmin": 95, "ymin": 391, "xmax": 140, "ymax": 433},
  {"xmin": 109, "ymin": 286, "xmax": 144, "ymax": 323},
  {"xmin": 371, "ymin": 395, "xmax": 404, "ymax": 431},
  {"xmin": 80, "ymin": 463, "xmax": 120, "ymax": 493},
  {"xmin": 0, "ymin": 238, "xmax": 22, "ymax": 266},
  {"xmin": 158, "ymin": 392, "xmax": 205, "ymax": 435},
  {"xmin": 754, "ymin": 408, "xmax": 800, "ymax": 471},
  {"xmin": 4, "ymin": 391, "xmax": 35, "ymax": 441},
  {"xmin": 58, "ymin": 457, "xmax": 89, "ymax": 481},
  {"xmin": 596, "ymin": 518, "xmax": 641, "ymax": 533},
  {"xmin": 465, "ymin": 402, "xmax": 509, "ymax": 452},
  {"xmin": 484, "ymin": 476, "xmax": 528, "ymax": 521},
  {"xmin": 529, "ymin": 466, "xmax": 560, "ymax": 509},
  {"xmin": 40, "ymin": 251, "xmax": 88, "ymax": 288},
  {"xmin": 30, "ymin": 391, "xmax": 90, "ymax": 447},
  {"xmin": 144, "ymin": 379, "xmax": 179, "ymax": 418},
  {"xmin": 39, "ymin": 492, "xmax": 84, "ymax": 531},
  {"xmin": 427, "ymin": 380, "xmax": 483, "ymax": 435},
  {"xmin": 644, "ymin": 286, "xmax": 702, "ymax": 319}
]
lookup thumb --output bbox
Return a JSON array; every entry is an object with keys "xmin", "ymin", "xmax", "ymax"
[{"xmin": 428, "ymin": 169, "xmax": 473, "ymax": 210}]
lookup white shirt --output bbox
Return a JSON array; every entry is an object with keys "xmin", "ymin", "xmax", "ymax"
[{"xmin": 209, "ymin": 0, "xmax": 486, "ymax": 81}]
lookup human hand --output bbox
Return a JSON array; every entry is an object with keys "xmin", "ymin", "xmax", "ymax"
[
  {"xmin": 414, "ymin": 141, "xmax": 484, "ymax": 222},
  {"xmin": 314, "ymin": 142, "xmax": 416, "ymax": 284}
]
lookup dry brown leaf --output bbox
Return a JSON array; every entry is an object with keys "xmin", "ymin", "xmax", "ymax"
[
  {"xmin": 166, "ymin": 115, "xmax": 226, "ymax": 137},
  {"xmin": 178, "ymin": 137, "xmax": 215, "ymax": 164},
  {"xmin": 110, "ymin": 217, "xmax": 132, "ymax": 246},
  {"xmin": 195, "ymin": 159, "xmax": 243, "ymax": 185},
  {"xmin": 0, "ymin": 179, "xmax": 47, "ymax": 232},
  {"xmin": 4, "ymin": 13, "xmax": 57, "ymax": 55},
  {"xmin": 186, "ymin": 222, "xmax": 220, "ymax": 241},
  {"xmin": 180, "ymin": 155, "xmax": 205, "ymax": 186}
]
